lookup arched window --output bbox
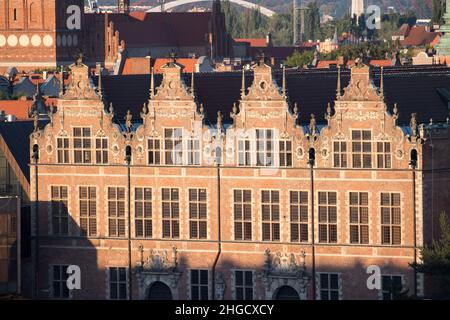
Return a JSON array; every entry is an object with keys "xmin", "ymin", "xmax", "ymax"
[
  {"xmin": 29, "ymin": 2, "xmax": 37, "ymax": 23},
  {"xmin": 13, "ymin": 8, "xmax": 17, "ymax": 21}
]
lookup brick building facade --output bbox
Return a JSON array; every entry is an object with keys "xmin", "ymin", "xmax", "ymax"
[
  {"xmin": 27, "ymin": 56, "xmax": 450, "ymax": 300},
  {"xmin": 0, "ymin": 0, "xmax": 233, "ymax": 73}
]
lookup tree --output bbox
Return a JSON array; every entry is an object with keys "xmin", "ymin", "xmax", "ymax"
[
  {"xmin": 413, "ymin": 212, "xmax": 450, "ymax": 299},
  {"xmin": 304, "ymin": 1, "xmax": 320, "ymax": 41},
  {"xmin": 284, "ymin": 50, "xmax": 314, "ymax": 68},
  {"xmin": 432, "ymin": 0, "xmax": 446, "ymax": 25}
]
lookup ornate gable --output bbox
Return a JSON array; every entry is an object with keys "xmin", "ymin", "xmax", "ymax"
[
  {"xmin": 152, "ymin": 58, "xmax": 193, "ymax": 102},
  {"xmin": 338, "ymin": 60, "xmax": 382, "ymax": 102},
  {"xmin": 61, "ymin": 56, "xmax": 100, "ymax": 101},
  {"xmin": 242, "ymin": 61, "xmax": 285, "ymax": 102}
]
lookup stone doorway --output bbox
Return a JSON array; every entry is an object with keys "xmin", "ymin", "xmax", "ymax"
[
  {"xmin": 273, "ymin": 285, "xmax": 300, "ymax": 300},
  {"xmin": 147, "ymin": 281, "xmax": 173, "ymax": 300}
]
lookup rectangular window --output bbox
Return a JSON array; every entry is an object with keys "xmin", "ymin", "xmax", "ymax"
[
  {"xmin": 238, "ymin": 137, "xmax": 252, "ymax": 166},
  {"xmin": 377, "ymin": 142, "xmax": 392, "ymax": 169},
  {"xmin": 79, "ymin": 187, "xmax": 96, "ymax": 236},
  {"xmin": 95, "ymin": 137, "xmax": 108, "ymax": 164},
  {"xmin": 256, "ymin": 129, "xmax": 274, "ymax": 166},
  {"xmin": 164, "ymin": 128, "xmax": 183, "ymax": 165},
  {"xmin": 51, "ymin": 186, "xmax": 69, "ymax": 236},
  {"xmin": 148, "ymin": 138, "xmax": 161, "ymax": 165},
  {"xmin": 319, "ymin": 273, "xmax": 340, "ymax": 300},
  {"xmin": 52, "ymin": 265, "xmax": 69, "ymax": 299},
  {"xmin": 349, "ymin": 192, "xmax": 369, "ymax": 244},
  {"xmin": 109, "ymin": 267, "xmax": 127, "ymax": 300},
  {"xmin": 290, "ymin": 191, "xmax": 308, "ymax": 243},
  {"xmin": 352, "ymin": 130, "xmax": 372, "ymax": 168},
  {"xmin": 189, "ymin": 189, "xmax": 207, "ymax": 239},
  {"xmin": 279, "ymin": 140, "xmax": 292, "ymax": 167},
  {"xmin": 135, "ymin": 188, "xmax": 152, "ymax": 238},
  {"xmin": 318, "ymin": 192, "xmax": 337, "ymax": 243},
  {"xmin": 234, "ymin": 270, "xmax": 253, "ymax": 300},
  {"xmin": 73, "ymin": 127, "xmax": 92, "ymax": 164},
  {"xmin": 381, "ymin": 275, "xmax": 403, "ymax": 300},
  {"xmin": 261, "ymin": 190, "xmax": 280, "ymax": 242},
  {"xmin": 381, "ymin": 193, "xmax": 401, "ymax": 245},
  {"xmin": 333, "ymin": 141, "xmax": 347, "ymax": 168},
  {"xmin": 234, "ymin": 190, "xmax": 252, "ymax": 241},
  {"xmin": 191, "ymin": 269, "xmax": 209, "ymax": 300},
  {"xmin": 57, "ymin": 137, "xmax": 69, "ymax": 164},
  {"xmin": 108, "ymin": 187, "xmax": 126, "ymax": 238},
  {"xmin": 162, "ymin": 188, "xmax": 180, "ymax": 239},
  {"xmin": 187, "ymin": 139, "xmax": 201, "ymax": 165}
]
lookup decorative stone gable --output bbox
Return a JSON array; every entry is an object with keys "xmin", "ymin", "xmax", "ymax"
[
  {"xmin": 30, "ymin": 57, "xmax": 125, "ymax": 165},
  {"xmin": 152, "ymin": 58, "xmax": 194, "ymax": 102},
  {"xmin": 61, "ymin": 56, "xmax": 100, "ymax": 101},
  {"xmin": 242, "ymin": 61, "xmax": 285, "ymax": 102},
  {"xmin": 338, "ymin": 60, "xmax": 382, "ymax": 102},
  {"xmin": 316, "ymin": 61, "xmax": 423, "ymax": 170}
]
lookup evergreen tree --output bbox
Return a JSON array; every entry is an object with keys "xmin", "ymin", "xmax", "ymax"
[
  {"xmin": 304, "ymin": 1, "xmax": 320, "ymax": 41},
  {"xmin": 432, "ymin": 0, "xmax": 446, "ymax": 25},
  {"xmin": 413, "ymin": 212, "xmax": 450, "ymax": 299}
]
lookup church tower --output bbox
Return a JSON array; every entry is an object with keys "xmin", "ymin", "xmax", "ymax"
[
  {"xmin": 118, "ymin": 0, "xmax": 130, "ymax": 14},
  {"xmin": 0, "ymin": 0, "xmax": 84, "ymax": 72}
]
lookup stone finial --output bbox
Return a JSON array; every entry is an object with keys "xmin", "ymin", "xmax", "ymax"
[
  {"xmin": 336, "ymin": 65, "xmax": 341, "ymax": 99},
  {"xmin": 169, "ymin": 51, "xmax": 177, "ymax": 65},
  {"xmin": 419, "ymin": 124, "xmax": 425, "ymax": 139},
  {"xmin": 32, "ymin": 111, "xmax": 39, "ymax": 132},
  {"xmin": 309, "ymin": 114, "xmax": 317, "ymax": 136},
  {"xmin": 293, "ymin": 102, "xmax": 299, "ymax": 120},
  {"xmin": 199, "ymin": 103, "xmax": 205, "ymax": 117},
  {"xmin": 410, "ymin": 113, "xmax": 418, "ymax": 136},
  {"xmin": 257, "ymin": 51, "xmax": 266, "ymax": 66},
  {"xmin": 141, "ymin": 103, "xmax": 148, "ymax": 120},
  {"xmin": 282, "ymin": 66, "xmax": 286, "ymax": 98},
  {"xmin": 76, "ymin": 52, "xmax": 84, "ymax": 66},
  {"xmin": 150, "ymin": 67, "xmax": 155, "ymax": 98},
  {"xmin": 217, "ymin": 111, "xmax": 223, "ymax": 129},
  {"xmin": 240, "ymin": 69, "xmax": 246, "ymax": 99},
  {"xmin": 125, "ymin": 110, "xmax": 133, "ymax": 133},
  {"xmin": 380, "ymin": 66, "xmax": 384, "ymax": 99},
  {"xmin": 191, "ymin": 71, "xmax": 195, "ymax": 97}
]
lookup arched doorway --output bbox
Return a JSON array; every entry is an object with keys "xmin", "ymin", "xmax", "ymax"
[
  {"xmin": 273, "ymin": 286, "xmax": 300, "ymax": 300},
  {"xmin": 147, "ymin": 281, "xmax": 173, "ymax": 300}
]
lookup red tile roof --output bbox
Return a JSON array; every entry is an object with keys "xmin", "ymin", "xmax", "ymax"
[
  {"xmin": 400, "ymin": 26, "xmax": 440, "ymax": 47},
  {"xmin": 317, "ymin": 60, "xmax": 393, "ymax": 69},
  {"xmin": 393, "ymin": 24, "xmax": 412, "ymax": 37},
  {"xmin": 153, "ymin": 58, "xmax": 198, "ymax": 74},
  {"xmin": 122, "ymin": 58, "xmax": 151, "ymax": 75},
  {"xmin": 234, "ymin": 38, "xmax": 268, "ymax": 47},
  {"xmin": 0, "ymin": 100, "xmax": 33, "ymax": 119}
]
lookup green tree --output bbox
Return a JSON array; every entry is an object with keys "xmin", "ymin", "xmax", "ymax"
[
  {"xmin": 304, "ymin": 1, "xmax": 320, "ymax": 41},
  {"xmin": 432, "ymin": 0, "xmax": 446, "ymax": 25},
  {"xmin": 413, "ymin": 212, "xmax": 450, "ymax": 299},
  {"xmin": 284, "ymin": 50, "xmax": 314, "ymax": 68}
]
